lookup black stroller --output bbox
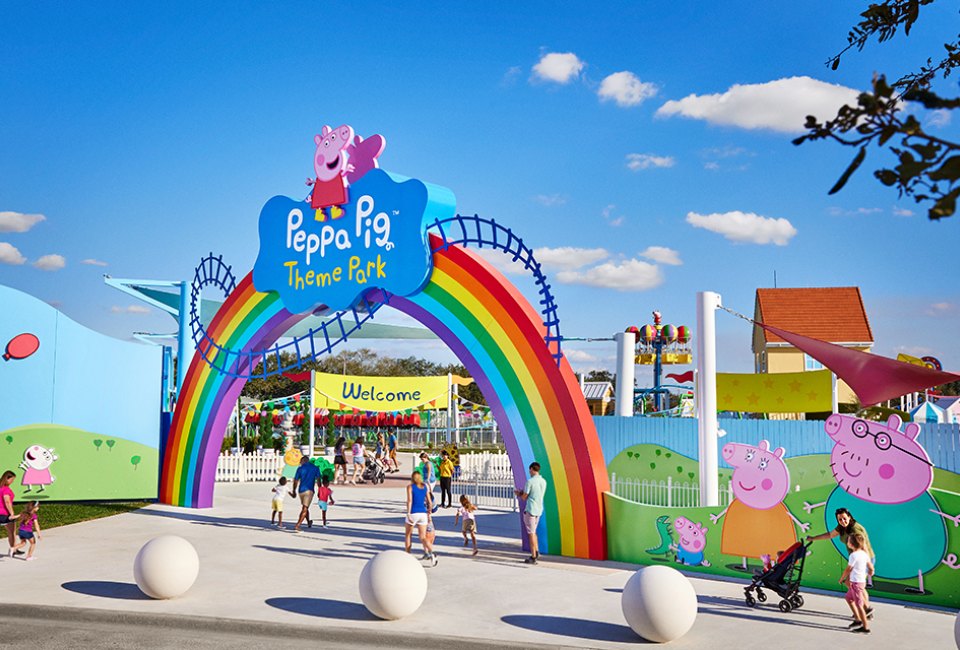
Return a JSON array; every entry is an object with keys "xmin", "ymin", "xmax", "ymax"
[
  {"xmin": 744, "ymin": 541, "xmax": 811, "ymax": 612},
  {"xmin": 362, "ymin": 456, "xmax": 386, "ymax": 484}
]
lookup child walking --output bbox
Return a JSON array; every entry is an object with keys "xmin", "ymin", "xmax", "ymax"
[
  {"xmin": 10, "ymin": 502, "xmax": 40, "ymax": 560},
  {"xmin": 840, "ymin": 533, "xmax": 874, "ymax": 634},
  {"xmin": 315, "ymin": 476, "xmax": 335, "ymax": 527},
  {"xmin": 454, "ymin": 494, "xmax": 479, "ymax": 555},
  {"xmin": 271, "ymin": 477, "xmax": 287, "ymax": 528}
]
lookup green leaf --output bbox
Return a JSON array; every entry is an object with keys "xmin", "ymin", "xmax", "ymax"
[
  {"xmin": 829, "ymin": 146, "xmax": 867, "ymax": 195},
  {"xmin": 927, "ymin": 155, "xmax": 960, "ymax": 182}
]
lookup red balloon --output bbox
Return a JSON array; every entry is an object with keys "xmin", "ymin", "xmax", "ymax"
[{"xmin": 4, "ymin": 333, "xmax": 39, "ymax": 361}]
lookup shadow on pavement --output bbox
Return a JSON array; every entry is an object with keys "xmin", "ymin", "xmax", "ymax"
[
  {"xmin": 501, "ymin": 614, "xmax": 644, "ymax": 644},
  {"xmin": 61, "ymin": 581, "xmax": 149, "ymax": 600},
  {"xmin": 265, "ymin": 596, "xmax": 375, "ymax": 621}
]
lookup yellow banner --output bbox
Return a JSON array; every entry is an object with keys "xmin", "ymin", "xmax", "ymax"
[
  {"xmin": 716, "ymin": 369, "xmax": 832, "ymax": 413},
  {"xmin": 896, "ymin": 353, "xmax": 926, "ymax": 367},
  {"xmin": 311, "ymin": 371, "xmax": 468, "ymax": 412}
]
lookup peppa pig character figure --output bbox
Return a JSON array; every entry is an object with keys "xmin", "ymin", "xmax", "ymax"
[
  {"xmin": 306, "ymin": 125, "xmax": 356, "ymax": 214},
  {"xmin": 672, "ymin": 516, "xmax": 711, "ymax": 567},
  {"xmin": 711, "ymin": 440, "xmax": 809, "ymax": 568},
  {"xmin": 19, "ymin": 444, "xmax": 58, "ymax": 492},
  {"xmin": 804, "ymin": 414, "xmax": 957, "ymax": 592}
]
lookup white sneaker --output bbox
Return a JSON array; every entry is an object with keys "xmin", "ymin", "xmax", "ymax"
[{"xmin": 431, "ymin": 553, "xmax": 439, "ymax": 567}]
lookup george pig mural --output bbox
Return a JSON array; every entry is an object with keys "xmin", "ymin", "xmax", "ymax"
[
  {"xmin": 804, "ymin": 414, "xmax": 958, "ymax": 593},
  {"xmin": 711, "ymin": 440, "xmax": 809, "ymax": 570}
]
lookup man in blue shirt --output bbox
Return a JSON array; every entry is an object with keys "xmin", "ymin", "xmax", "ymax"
[
  {"xmin": 515, "ymin": 461, "xmax": 548, "ymax": 565},
  {"xmin": 291, "ymin": 455, "xmax": 320, "ymax": 533}
]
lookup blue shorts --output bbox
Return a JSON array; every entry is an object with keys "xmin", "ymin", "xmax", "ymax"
[
  {"xmin": 317, "ymin": 501, "xmax": 328, "ymax": 512},
  {"xmin": 18, "ymin": 530, "xmax": 34, "ymax": 540}
]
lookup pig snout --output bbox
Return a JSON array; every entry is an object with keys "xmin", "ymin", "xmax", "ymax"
[
  {"xmin": 722, "ymin": 444, "xmax": 735, "ymax": 461},
  {"xmin": 825, "ymin": 414, "xmax": 844, "ymax": 439}
]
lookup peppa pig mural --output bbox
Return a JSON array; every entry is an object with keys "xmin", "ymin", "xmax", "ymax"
[
  {"xmin": 673, "ymin": 516, "xmax": 711, "ymax": 567},
  {"xmin": 19, "ymin": 444, "xmax": 58, "ymax": 492},
  {"xmin": 711, "ymin": 440, "xmax": 809, "ymax": 568},
  {"xmin": 805, "ymin": 414, "xmax": 958, "ymax": 592}
]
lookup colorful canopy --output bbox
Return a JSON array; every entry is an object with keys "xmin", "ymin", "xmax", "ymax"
[{"xmin": 756, "ymin": 322, "xmax": 960, "ymax": 406}]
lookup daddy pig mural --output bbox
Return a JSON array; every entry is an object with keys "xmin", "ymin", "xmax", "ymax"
[
  {"xmin": 711, "ymin": 440, "xmax": 809, "ymax": 568},
  {"xmin": 806, "ymin": 414, "xmax": 958, "ymax": 591}
]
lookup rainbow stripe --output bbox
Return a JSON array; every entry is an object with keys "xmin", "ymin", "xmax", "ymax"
[{"xmin": 160, "ymin": 239, "xmax": 608, "ymax": 559}]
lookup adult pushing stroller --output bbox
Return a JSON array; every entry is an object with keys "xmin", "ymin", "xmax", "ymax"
[
  {"xmin": 744, "ymin": 541, "xmax": 811, "ymax": 612},
  {"xmin": 362, "ymin": 456, "xmax": 386, "ymax": 484}
]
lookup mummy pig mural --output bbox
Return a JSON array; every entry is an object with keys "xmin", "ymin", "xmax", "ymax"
[
  {"xmin": 711, "ymin": 440, "xmax": 809, "ymax": 569},
  {"xmin": 805, "ymin": 414, "xmax": 959, "ymax": 593}
]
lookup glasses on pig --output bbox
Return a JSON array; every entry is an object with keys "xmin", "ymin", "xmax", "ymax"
[{"xmin": 851, "ymin": 419, "xmax": 932, "ymax": 466}]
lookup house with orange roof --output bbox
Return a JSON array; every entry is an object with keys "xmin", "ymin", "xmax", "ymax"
[{"xmin": 752, "ymin": 287, "xmax": 874, "ymax": 406}]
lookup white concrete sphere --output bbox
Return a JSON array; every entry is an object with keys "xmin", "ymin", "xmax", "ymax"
[
  {"xmin": 133, "ymin": 535, "xmax": 200, "ymax": 599},
  {"xmin": 621, "ymin": 565, "xmax": 697, "ymax": 643},
  {"xmin": 359, "ymin": 550, "xmax": 427, "ymax": 620}
]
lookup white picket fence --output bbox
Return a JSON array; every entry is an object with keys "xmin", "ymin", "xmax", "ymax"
[
  {"xmin": 449, "ymin": 451, "xmax": 517, "ymax": 510},
  {"xmin": 609, "ymin": 473, "xmax": 734, "ymax": 508},
  {"xmin": 457, "ymin": 451, "xmax": 512, "ymax": 478},
  {"xmin": 215, "ymin": 454, "xmax": 285, "ymax": 483}
]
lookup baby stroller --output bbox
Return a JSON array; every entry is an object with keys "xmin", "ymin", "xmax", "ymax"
[
  {"xmin": 744, "ymin": 541, "xmax": 811, "ymax": 612},
  {"xmin": 362, "ymin": 456, "xmax": 386, "ymax": 484}
]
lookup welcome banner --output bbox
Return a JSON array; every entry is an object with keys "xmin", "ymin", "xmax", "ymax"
[
  {"xmin": 311, "ymin": 371, "xmax": 471, "ymax": 412},
  {"xmin": 716, "ymin": 369, "xmax": 832, "ymax": 413}
]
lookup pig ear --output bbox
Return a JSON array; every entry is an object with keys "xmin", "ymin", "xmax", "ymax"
[
  {"xmin": 903, "ymin": 422, "xmax": 921, "ymax": 440},
  {"xmin": 758, "ymin": 440, "xmax": 770, "ymax": 451},
  {"xmin": 886, "ymin": 414, "xmax": 904, "ymax": 431},
  {"xmin": 773, "ymin": 447, "xmax": 785, "ymax": 459},
  {"xmin": 314, "ymin": 135, "xmax": 322, "ymax": 145},
  {"xmin": 321, "ymin": 125, "xmax": 332, "ymax": 136}
]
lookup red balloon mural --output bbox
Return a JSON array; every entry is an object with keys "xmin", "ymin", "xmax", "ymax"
[{"xmin": 4, "ymin": 333, "xmax": 40, "ymax": 361}]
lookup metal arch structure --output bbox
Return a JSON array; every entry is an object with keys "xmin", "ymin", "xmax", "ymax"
[{"xmin": 186, "ymin": 214, "xmax": 566, "ymax": 380}]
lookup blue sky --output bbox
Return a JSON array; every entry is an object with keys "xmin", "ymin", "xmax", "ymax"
[{"xmin": 1, "ymin": 1, "xmax": 958, "ymax": 380}]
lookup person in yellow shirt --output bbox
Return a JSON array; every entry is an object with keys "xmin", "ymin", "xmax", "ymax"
[{"xmin": 438, "ymin": 450, "xmax": 454, "ymax": 508}]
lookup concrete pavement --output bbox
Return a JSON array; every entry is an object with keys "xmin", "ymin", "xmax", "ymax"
[{"xmin": 0, "ymin": 477, "xmax": 955, "ymax": 649}]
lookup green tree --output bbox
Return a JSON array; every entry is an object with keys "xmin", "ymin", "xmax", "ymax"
[
  {"xmin": 130, "ymin": 455, "xmax": 141, "ymax": 470},
  {"xmin": 93, "ymin": 439, "xmax": 103, "ymax": 452},
  {"xmin": 106, "ymin": 439, "xmax": 115, "ymax": 452},
  {"xmin": 795, "ymin": 0, "xmax": 960, "ymax": 219}
]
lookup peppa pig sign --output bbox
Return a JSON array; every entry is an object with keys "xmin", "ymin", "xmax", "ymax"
[{"xmin": 252, "ymin": 125, "xmax": 456, "ymax": 315}]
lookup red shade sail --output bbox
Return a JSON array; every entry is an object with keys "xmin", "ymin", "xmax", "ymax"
[{"xmin": 757, "ymin": 323, "xmax": 960, "ymax": 406}]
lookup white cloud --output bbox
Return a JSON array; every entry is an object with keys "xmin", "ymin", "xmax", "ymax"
[
  {"xmin": 478, "ymin": 246, "xmax": 610, "ymax": 275},
  {"xmin": 0, "ymin": 211, "xmax": 46, "ymax": 233},
  {"xmin": 927, "ymin": 109, "xmax": 951, "ymax": 129},
  {"xmin": 33, "ymin": 254, "xmax": 65, "ymax": 271},
  {"xmin": 502, "ymin": 66, "xmax": 522, "ymax": 86},
  {"xmin": 686, "ymin": 211, "xmax": 797, "ymax": 245},
  {"xmin": 704, "ymin": 161, "xmax": 721, "ymax": 171},
  {"xmin": 557, "ymin": 259, "xmax": 664, "ymax": 291},
  {"xmin": 626, "ymin": 153, "xmax": 675, "ymax": 171},
  {"xmin": 110, "ymin": 305, "xmax": 151, "ymax": 314},
  {"xmin": 598, "ymin": 71, "xmax": 658, "ymax": 107},
  {"xmin": 0, "ymin": 242, "xmax": 26, "ymax": 265},
  {"xmin": 531, "ymin": 52, "xmax": 584, "ymax": 84},
  {"xmin": 656, "ymin": 76, "xmax": 859, "ymax": 133},
  {"xmin": 564, "ymin": 348, "xmax": 598, "ymax": 363},
  {"xmin": 640, "ymin": 246, "xmax": 682, "ymax": 266},
  {"xmin": 925, "ymin": 301, "xmax": 955, "ymax": 317},
  {"xmin": 827, "ymin": 206, "xmax": 883, "ymax": 217},
  {"xmin": 81, "ymin": 258, "xmax": 108, "ymax": 267},
  {"xmin": 533, "ymin": 194, "xmax": 567, "ymax": 207},
  {"xmin": 892, "ymin": 206, "xmax": 914, "ymax": 217},
  {"xmin": 602, "ymin": 204, "xmax": 624, "ymax": 227}
]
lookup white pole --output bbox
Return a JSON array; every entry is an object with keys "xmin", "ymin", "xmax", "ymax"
[
  {"xmin": 309, "ymin": 370, "xmax": 316, "ymax": 453},
  {"xmin": 446, "ymin": 373, "xmax": 453, "ymax": 444},
  {"xmin": 831, "ymin": 373, "xmax": 839, "ymax": 414},
  {"xmin": 235, "ymin": 397, "xmax": 241, "ymax": 454},
  {"xmin": 452, "ymin": 382, "xmax": 460, "ymax": 444},
  {"xmin": 614, "ymin": 331, "xmax": 637, "ymax": 417},
  {"xmin": 696, "ymin": 291, "xmax": 721, "ymax": 507}
]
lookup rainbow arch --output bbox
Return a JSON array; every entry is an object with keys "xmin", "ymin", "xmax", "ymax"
[{"xmin": 161, "ymin": 237, "xmax": 609, "ymax": 560}]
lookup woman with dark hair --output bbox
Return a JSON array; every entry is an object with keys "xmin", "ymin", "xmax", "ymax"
[
  {"xmin": 333, "ymin": 436, "xmax": 348, "ymax": 485},
  {"xmin": 809, "ymin": 508, "xmax": 875, "ymax": 620},
  {"xmin": 1, "ymin": 470, "xmax": 20, "ymax": 556}
]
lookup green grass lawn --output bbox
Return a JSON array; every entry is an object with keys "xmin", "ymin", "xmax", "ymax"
[{"xmin": 35, "ymin": 501, "xmax": 149, "ymax": 530}]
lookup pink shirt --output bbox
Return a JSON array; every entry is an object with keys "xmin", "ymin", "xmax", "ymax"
[
  {"xmin": 0, "ymin": 486, "xmax": 13, "ymax": 516},
  {"xmin": 19, "ymin": 513, "xmax": 37, "ymax": 533},
  {"xmin": 458, "ymin": 506, "xmax": 476, "ymax": 521}
]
